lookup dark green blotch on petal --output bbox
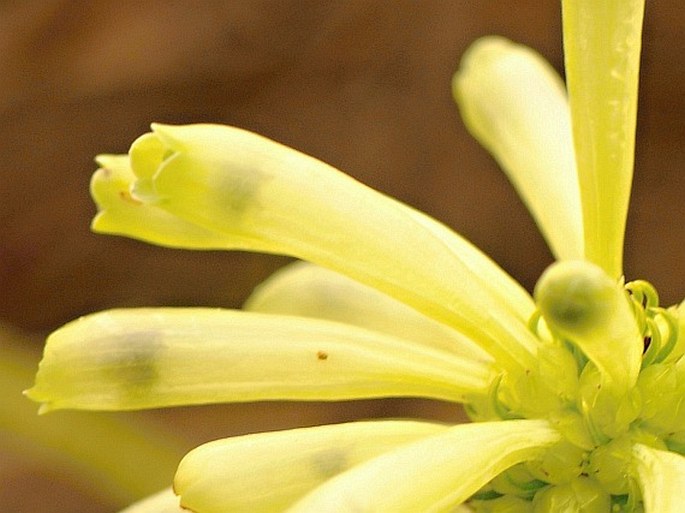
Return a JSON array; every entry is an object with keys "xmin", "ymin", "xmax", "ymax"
[{"xmin": 100, "ymin": 331, "xmax": 163, "ymax": 399}]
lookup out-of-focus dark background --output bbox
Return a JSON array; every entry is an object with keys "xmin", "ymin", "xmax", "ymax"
[{"xmin": 1, "ymin": 1, "xmax": 683, "ymax": 511}]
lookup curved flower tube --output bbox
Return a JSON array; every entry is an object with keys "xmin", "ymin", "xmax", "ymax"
[
  {"xmin": 28, "ymin": 308, "xmax": 493, "ymax": 411},
  {"xmin": 175, "ymin": 420, "xmax": 450, "ymax": 513},
  {"xmin": 27, "ymin": 0, "xmax": 685, "ymax": 512},
  {"xmin": 453, "ymin": 36, "xmax": 582, "ymax": 262},
  {"xmin": 283, "ymin": 420, "xmax": 559, "ymax": 513},
  {"xmin": 91, "ymin": 122, "xmax": 538, "ymax": 375}
]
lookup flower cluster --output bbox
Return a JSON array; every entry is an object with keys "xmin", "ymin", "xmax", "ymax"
[{"xmin": 28, "ymin": 1, "xmax": 685, "ymax": 512}]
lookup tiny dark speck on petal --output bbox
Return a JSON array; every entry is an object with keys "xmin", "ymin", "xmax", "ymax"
[{"xmin": 317, "ymin": 351, "xmax": 328, "ymax": 361}]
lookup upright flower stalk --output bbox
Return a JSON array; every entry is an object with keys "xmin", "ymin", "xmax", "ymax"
[{"xmin": 26, "ymin": 0, "xmax": 685, "ymax": 511}]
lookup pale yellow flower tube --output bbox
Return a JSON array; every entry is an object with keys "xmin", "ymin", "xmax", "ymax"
[
  {"xmin": 454, "ymin": 37, "xmax": 582, "ymax": 262},
  {"xmin": 562, "ymin": 0, "xmax": 645, "ymax": 277},
  {"xmin": 285, "ymin": 419, "xmax": 560, "ymax": 513},
  {"xmin": 27, "ymin": 308, "xmax": 494, "ymax": 412},
  {"xmin": 175, "ymin": 420, "xmax": 448, "ymax": 513},
  {"xmin": 91, "ymin": 123, "xmax": 539, "ymax": 374}
]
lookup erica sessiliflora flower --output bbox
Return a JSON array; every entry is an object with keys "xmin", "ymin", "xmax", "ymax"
[{"xmin": 27, "ymin": 1, "xmax": 685, "ymax": 511}]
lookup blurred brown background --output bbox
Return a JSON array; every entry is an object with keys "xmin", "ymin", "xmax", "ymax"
[{"xmin": 1, "ymin": 1, "xmax": 683, "ymax": 511}]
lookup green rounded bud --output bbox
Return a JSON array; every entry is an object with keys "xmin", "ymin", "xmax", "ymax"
[
  {"xmin": 531, "ymin": 477, "xmax": 610, "ymax": 513},
  {"xmin": 534, "ymin": 261, "xmax": 642, "ymax": 395},
  {"xmin": 535, "ymin": 260, "xmax": 616, "ymax": 338},
  {"xmin": 526, "ymin": 439, "xmax": 586, "ymax": 485}
]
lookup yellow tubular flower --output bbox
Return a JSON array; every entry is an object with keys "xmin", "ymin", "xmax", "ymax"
[
  {"xmin": 562, "ymin": 0, "xmax": 645, "ymax": 278},
  {"xmin": 27, "ymin": 0, "xmax": 685, "ymax": 511},
  {"xmin": 453, "ymin": 37, "xmax": 582, "ymax": 262},
  {"xmin": 174, "ymin": 420, "xmax": 451, "ymax": 513},
  {"xmin": 28, "ymin": 308, "xmax": 493, "ymax": 411},
  {"xmin": 91, "ymin": 123, "xmax": 538, "ymax": 374}
]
